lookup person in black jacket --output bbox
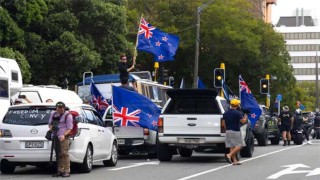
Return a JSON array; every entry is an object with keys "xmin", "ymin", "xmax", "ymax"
[
  {"xmin": 118, "ymin": 54, "xmax": 135, "ymax": 81},
  {"xmin": 292, "ymin": 109, "xmax": 312, "ymax": 145},
  {"xmin": 279, "ymin": 106, "xmax": 293, "ymax": 146}
]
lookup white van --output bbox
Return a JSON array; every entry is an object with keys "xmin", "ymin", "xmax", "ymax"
[
  {"xmin": 0, "ymin": 57, "xmax": 23, "ymax": 120},
  {"xmin": 11, "ymin": 85, "xmax": 83, "ymax": 105}
]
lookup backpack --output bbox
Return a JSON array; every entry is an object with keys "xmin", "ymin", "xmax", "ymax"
[{"xmin": 64, "ymin": 110, "xmax": 79, "ymax": 139}]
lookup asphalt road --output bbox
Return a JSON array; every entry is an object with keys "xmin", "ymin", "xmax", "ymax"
[{"xmin": 1, "ymin": 140, "xmax": 319, "ymax": 180}]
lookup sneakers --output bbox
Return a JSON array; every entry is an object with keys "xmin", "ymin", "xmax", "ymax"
[
  {"xmin": 62, "ymin": 172, "xmax": 70, "ymax": 177},
  {"xmin": 307, "ymin": 141, "xmax": 313, "ymax": 145}
]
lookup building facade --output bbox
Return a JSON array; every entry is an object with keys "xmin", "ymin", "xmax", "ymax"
[{"xmin": 274, "ymin": 8, "xmax": 320, "ymax": 83}]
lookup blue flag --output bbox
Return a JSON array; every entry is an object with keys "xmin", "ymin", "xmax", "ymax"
[
  {"xmin": 90, "ymin": 82, "xmax": 110, "ymax": 116},
  {"xmin": 112, "ymin": 86, "xmax": 160, "ymax": 131},
  {"xmin": 239, "ymin": 75, "xmax": 262, "ymax": 127},
  {"xmin": 222, "ymin": 82, "xmax": 238, "ymax": 103},
  {"xmin": 197, "ymin": 77, "xmax": 206, "ymax": 89},
  {"xmin": 137, "ymin": 18, "xmax": 179, "ymax": 62}
]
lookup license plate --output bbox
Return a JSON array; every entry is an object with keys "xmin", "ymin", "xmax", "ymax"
[
  {"xmin": 184, "ymin": 138, "xmax": 200, "ymax": 144},
  {"xmin": 118, "ymin": 139, "xmax": 125, "ymax": 145},
  {"xmin": 25, "ymin": 141, "xmax": 44, "ymax": 148}
]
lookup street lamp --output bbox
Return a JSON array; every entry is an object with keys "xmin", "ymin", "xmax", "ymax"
[{"xmin": 193, "ymin": 0, "xmax": 216, "ymax": 88}]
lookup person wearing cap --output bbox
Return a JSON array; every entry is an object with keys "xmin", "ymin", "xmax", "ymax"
[
  {"xmin": 48, "ymin": 101, "xmax": 73, "ymax": 177},
  {"xmin": 118, "ymin": 54, "xmax": 135, "ymax": 82},
  {"xmin": 279, "ymin": 105, "xmax": 293, "ymax": 146},
  {"xmin": 222, "ymin": 99, "xmax": 247, "ymax": 165}
]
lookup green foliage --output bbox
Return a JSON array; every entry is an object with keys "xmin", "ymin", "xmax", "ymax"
[{"xmin": 0, "ymin": 47, "xmax": 31, "ymax": 83}]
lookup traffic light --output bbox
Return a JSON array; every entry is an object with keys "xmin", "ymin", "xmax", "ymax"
[
  {"xmin": 214, "ymin": 68, "xmax": 225, "ymax": 88},
  {"xmin": 163, "ymin": 69, "xmax": 169, "ymax": 82},
  {"xmin": 260, "ymin": 78, "xmax": 269, "ymax": 94}
]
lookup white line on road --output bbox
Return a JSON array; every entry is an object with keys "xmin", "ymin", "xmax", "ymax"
[
  {"xmin": 177, "ymin": 143, "xmax": 306, "ymax": 180},
  {"xmin": 109, "ymin": 161, "xmax": 159, "ymax": 171}
]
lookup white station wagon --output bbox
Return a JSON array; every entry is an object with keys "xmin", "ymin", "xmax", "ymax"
[{"xmin": 0, "ymin": 103, "xmax": 118, "ymax": 174}]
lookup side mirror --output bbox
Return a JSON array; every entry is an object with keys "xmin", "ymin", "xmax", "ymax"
[
  {"xmin": 104, "ymin": 120, "xmax": 113, "ymax": 127},
  {"xmin": 75, "ymin": 116, "xmax": 86, "ymax": 123}
]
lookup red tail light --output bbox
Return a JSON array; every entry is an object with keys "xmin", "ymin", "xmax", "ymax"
[
  {"xmin": 143, "ymin": 128, "xmax": 149, "ymax": 135},
  {"xmin": 158, "ymin": 117, "xmax": 163, "ymax": 133},
  {"xmin": 220, "ymin": 118, "xmax": 226, "ymax": 133}
]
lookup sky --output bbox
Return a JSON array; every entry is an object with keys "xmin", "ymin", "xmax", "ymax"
[{"xmin": 271, "ymin": 0, "xmax": 320, "ymax": 25}]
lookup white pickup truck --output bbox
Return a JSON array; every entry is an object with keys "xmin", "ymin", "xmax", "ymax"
[{"xmin": 157, "ymin": 89, "xmax": 254, "ymax": 161}]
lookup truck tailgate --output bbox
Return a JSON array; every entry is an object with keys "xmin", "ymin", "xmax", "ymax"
[
  {"xmin": 114, "ymin": 126, "xmax": 144, "ymax": 139},
  {"xmin": 163, "ymin": 114, "xmax": 222, "ymax": 135}
]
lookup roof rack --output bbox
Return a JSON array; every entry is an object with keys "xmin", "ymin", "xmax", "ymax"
[{"xmin": 22, "ymin": 84, "xmax": 61, "ymax": 89}]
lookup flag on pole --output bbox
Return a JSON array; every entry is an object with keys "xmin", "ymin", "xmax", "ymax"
[
  {"xmin": 222, "ymin": 82, "xmax": 238, "ymax": 103},
  {"xmin": 239, "ymin": 75, "xmax": 262, "ymax": 127},
  {"xmin": 90, "ymin": 82, "xmax": 110, "ymax": 116},
  {"xmin": 112, "ymin": 86, "xmax": 160, "ymax": 131},
  {"xmin": 137, "ymin": 18, "xmax": 179, "ymax": 62}
]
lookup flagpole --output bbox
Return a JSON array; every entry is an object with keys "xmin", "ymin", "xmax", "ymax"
[
  {"xmin": 239, "ymin": 75, "xmax": 241, "ymax": 101},
  {"xmin": 133, "ymin": 15, "xmax": 143, "ymax": 66}
]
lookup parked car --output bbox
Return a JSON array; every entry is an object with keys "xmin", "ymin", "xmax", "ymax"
[
  {"xmin": 157, "ymin": 89, "xmax": 254, "ymax": 161},
  {"xmin": 0, "ymin": 103, "xmax": 118, "ymax": 174},
  {"xmin": 252, "ymin": 105, "xmax": 271, "ymax": 146}
]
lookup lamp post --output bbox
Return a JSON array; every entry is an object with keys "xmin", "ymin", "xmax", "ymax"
[
  {"xmin": 193, "ymin": 0, "xmax": 216, "ymax": 88},
  {"xmin": 316, "ymin": 48, "xmax": 319, "ymax": 112}
]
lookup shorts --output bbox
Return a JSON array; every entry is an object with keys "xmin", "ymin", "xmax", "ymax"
[
  {"xmin": 225, "ymin": 130, "xmax": 245, "ymax": 148},
  {"xmin": 280, "ymin": 124, "xmax": 291, "ymax": 132}
]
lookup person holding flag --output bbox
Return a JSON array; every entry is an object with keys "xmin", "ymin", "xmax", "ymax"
[
  {"xmin": 222, "ymin": 98, "xmax": 247, "ymax": 165},
  {"xmin": 118, "ymin": 54, "xmax": 135, "ymax": 82}
]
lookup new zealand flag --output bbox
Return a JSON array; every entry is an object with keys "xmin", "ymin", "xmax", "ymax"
[
  {"xmin": 90, "ymin": 82, "xmax": 109, "ymax": 116},
  {"xmin": 137, "ymin": 18, "xmax": 179, "ymax": 62},
  {"xmin": 239, "ymin": 75, "xmax": 262, "ymax": 127},
  {"xmin": 112, "ymin": 86, "xmax": 160, "ymax": 131}
]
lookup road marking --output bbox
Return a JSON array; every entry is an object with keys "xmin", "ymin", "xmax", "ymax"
[
  {"xmin": 267, "ymin": 164, "xmax": 312, "ymax": 179},
  {"xmin": 177, "ymin": 144, "xmax": 305, "ymax": 180},
  {"xmin": 109, "ymin": 161, "xmax": 159, "ymax": 171}
]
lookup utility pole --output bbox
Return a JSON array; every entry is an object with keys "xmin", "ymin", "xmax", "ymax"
[
  {"xmin": 193, "ymin": 0, "xmax": 215, "ymax": 88},
  {"xmin": 316, "ymin": 49, "xmax": 319, "ymax": 112}
]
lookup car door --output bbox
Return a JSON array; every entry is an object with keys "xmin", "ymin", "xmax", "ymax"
[
  {"xmin": 82, "ymin": 108, "xmax": 102, "ymax": 159},
  {"xmin": 92, "ymin": 110, "xmax": 110, "ymax": 159}
]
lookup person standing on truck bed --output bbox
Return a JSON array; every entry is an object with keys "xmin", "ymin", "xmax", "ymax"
[
  {"xmin": 118, "ymin": 54, "xmax": 135, "ymax": 82},
  {"xmin": 222, "ymin": 99, "xmax": 247, "ymax": 165}
]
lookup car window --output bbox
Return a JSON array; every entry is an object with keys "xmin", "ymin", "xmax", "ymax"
[
  {"xmin": 83, "ymin": 109, "xmax": 99, "ymax": 125},
  {"xmin": 220, "ymin": 99, "xmax": 229, "ymax": 112},
  {"xmin": 92, "ymin": 110, "xmax": 104, "ymax": 127},
  {"xmin": 0, "ymin": 78, "xmax": 9, "ymax": 98},
  {"xmin": 3, "ymin": 107, "xmax": 55, "ymax": 126},
  {"xmin": 165, "ymin": 99, "xmax": 221, "ymax": 114},
  {"xmin": 19, "ymin": 92, "xmax": 42, "ymax": 103}
]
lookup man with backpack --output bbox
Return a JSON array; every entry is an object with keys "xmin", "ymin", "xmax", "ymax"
[{"xmin": 48, "ymin": 101, "xmax": 73, "ymax": 177}]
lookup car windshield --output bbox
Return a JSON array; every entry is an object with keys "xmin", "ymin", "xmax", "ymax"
[{"xmin": 3, "ymin": 107, "xmax": 55, "ymax": 126}]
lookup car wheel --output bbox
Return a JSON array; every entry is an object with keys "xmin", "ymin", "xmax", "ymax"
[
  {"xmin": 0, "ymin": 161, "xmax": 16, "ymax": 174},
  {"xmin": 240, "ymin": 131, "xmax": 254, "ymax": 157},
  {"xmin": 178, "ymin": 147, "xmax": 193, "ymax": 157},
  {"xmin": 156, "ymin": 136, "xmax": 172, "ymax": 161},
  {"xmin": 79, "ymin": 145, "xmax": 93, "ymax": 173},
  {"xmin": 294, "ymin": 133, "xmax": 304, "ymax": 145},
  {"xmin": 103, "ymin": 141, "xmax": 118, "ymax": 167},
  {"xmin": 257, "ymin": 129, "xmax": 268, "ymax": 146},
  {"xmin": 270, "ymin": 131, "xmax": 281, "ymax": 145}
]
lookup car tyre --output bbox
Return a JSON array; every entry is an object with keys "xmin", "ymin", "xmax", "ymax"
[
  {"xmin": 294, "ymin": 133, "xmax": 304, "ymax": 145},
  {"xmin": 103, "ymin": 141, "xmax": 118, "ymax": 167},
  {"xmin": 270, "ymin": 131, "xmax": 281, "ymax": 145},
  {"xmin": 240, "ymin": 130, "xmax": 254, "ymax": 157},
  {"xmin": 157, "ymin": 136, "xmax": 172, "ymax": 161},
  {"xmin": 257, "ymin": 129, "xmax": 268, "ymax": 146},
  {"xmin": 178, "ymin": 147, "xmax": 193, "ymax": 157},
  {"xmin": 79, "ymin": 145, "xmax": 93, "ymax": 173},
  {"xmin": 0, "ymin": 161, "xmax": 16, "ymax": 174}
]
